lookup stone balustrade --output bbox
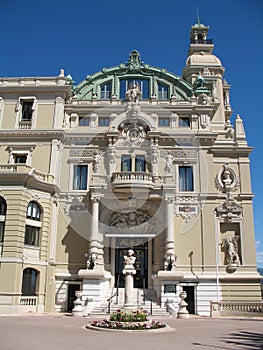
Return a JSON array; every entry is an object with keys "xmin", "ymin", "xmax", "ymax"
[
  {"xmin": 111, "ymin": 171, "xmax": 159, "ymax": 188},
  {"xmin": 0, "ymin": 164, "xmax": 54, "ymax": 183},
  {"xmin": 20, "ymin": 296, "xmax": 38, "ymax": 306},
  {"xmin": 211, "ymin": 301, "xmax": 263, "ymax": 317}
]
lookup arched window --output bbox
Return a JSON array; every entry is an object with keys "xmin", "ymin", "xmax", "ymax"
[
  {"xmin": 26, "ymin": 201, "xmax": 41, "ymax": 221},
  {"xmin": 21, "ymin": 268, "xmax": 38, "ymax": 296},
  {"xmin": 0, "ymin": 197, "xmax": 7, "ymax": 254},
  {"xmin": 24, "ymin": 201, "xmax": 42, "ymax": 247}
]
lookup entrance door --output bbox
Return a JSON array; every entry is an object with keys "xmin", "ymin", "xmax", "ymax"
[
  {"xmin": 67, "ymin": 284, "xmax": 80, "ymax": 312},
  {"xmin": 183, "ymin": 286, "xmax": 195, "ymax": 314},
  {"xmin": 115, "ymin": 240, "xmax": 148, "ymax": 289}
]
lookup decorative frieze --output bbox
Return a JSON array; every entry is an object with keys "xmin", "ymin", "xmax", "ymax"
[{"xmin": 160, "ymin": 149, "xmax": 197, "ymax": 160}]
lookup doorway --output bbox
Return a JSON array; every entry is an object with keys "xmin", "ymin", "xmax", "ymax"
[
  {"xmin": 115, "ymin": 239, "xmax": 148, "ymax": 289},
  {"xmin": 183, "ymin": 285, "xmax": 195, "ymax": 314},
  {"xmin": 67, "ymin": 284, "xmax": 80, "ymax": 312}
]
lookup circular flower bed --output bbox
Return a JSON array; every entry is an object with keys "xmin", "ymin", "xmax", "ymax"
[{"xmin": 89, "ymin": 309, "xmax": 166, "ymax": 331}]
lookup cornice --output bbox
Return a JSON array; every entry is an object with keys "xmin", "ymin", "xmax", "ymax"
[
  {"xmin": 0, "ymin": 129, "xmax": 65, "ymax": 142},
  {"xmin": 210, "ymin": 145, "xmax": 253, "ymax": 156}
]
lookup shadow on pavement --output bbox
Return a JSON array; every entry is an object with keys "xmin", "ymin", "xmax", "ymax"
[{"xmin": 223, "ymin": 331, "xmax": 263, "ymax": 349}]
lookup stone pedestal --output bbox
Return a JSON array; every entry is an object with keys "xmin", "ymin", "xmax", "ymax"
[
  {"xmin": 123, "ymin": 269, "xmax": 136, "ymax": 310},
  {"xmin": 78, "ymin": 269, "xmax": 112, "ymax": 316},
  {"xmin": 122, "ymin": 249, "xmax": 136, "ymax": 311},
  {"xmin": 71, "ymin": 291, "xmax": 83, "ymax": 317},
  {"xmin": 177, "ymin": 291, "xmax": 189, "ymax": 319}
]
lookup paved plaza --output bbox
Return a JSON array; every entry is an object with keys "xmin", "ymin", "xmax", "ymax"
[{"xmin": 0, "ymin": 314, "xmax": 262, "ymax": 350}]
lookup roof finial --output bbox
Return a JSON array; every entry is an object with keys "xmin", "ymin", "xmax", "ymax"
[{"xmin": 196, "ymin": 5, "xmax": 200, "ymax": 25}]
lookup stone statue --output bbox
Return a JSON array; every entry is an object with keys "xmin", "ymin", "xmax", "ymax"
[
  {"xmin": 222, "ymin": 169, "xmax": 232, "ymax": 186},
  {"xmin": 123, "ymin": 249, "xmax": 136, "ymax": 270},
  {"xmin": 93, "ymin": 153, "xmax": 101, "ymax": 173},
  {"xmin": 223, "ymin": 236, "xmax": 240, "ymax": 265},
  {"xmin": 165, "ymin": 152, "xmax": 173, "ymax": 173},
  {"xmin": 125, "ymin": 81, "xmax": 142, "ymax": 103},
  {"xmin": 122, "ymin": 249, "xmax": 136, "ymax": 309},
  {"xmin": 86, "ymin": 250, "xmax": 97, "ymax": 270}
]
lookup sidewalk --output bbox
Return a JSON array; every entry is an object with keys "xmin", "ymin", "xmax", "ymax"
[{"xmin": 0, "ymin": 314, "xmax": 262, "ymax": 350}]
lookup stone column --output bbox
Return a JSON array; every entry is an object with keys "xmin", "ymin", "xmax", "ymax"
[
  {"xmin": 164, "ymin": 195, "xmax": 176, "ymax": 271},
  {"xmin": 89, "ymin": 196, "xmax": 104, "ymax": 271}
]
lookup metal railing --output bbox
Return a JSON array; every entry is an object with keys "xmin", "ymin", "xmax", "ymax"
[{"xmin": 107, "ymin": 275, "xmax": 120, "ymax": 314}]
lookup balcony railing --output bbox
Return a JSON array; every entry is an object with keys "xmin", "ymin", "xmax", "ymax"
[
  {"xmin": 111, "ymin": 171, "xmax": 159, "ymax": 189},
  {"xmin": 0, "ymin": 164, "xmax": 54, "ymax": 184},
  {"xmin": 19, "ymin": 120, "xmax": 32, "ymax": 129},
  {"xmin": 211, "ymin": 301, "xmax": 263, "ymax": 318}
]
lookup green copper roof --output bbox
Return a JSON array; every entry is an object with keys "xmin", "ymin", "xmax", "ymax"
[{"xmin": 75, "ymin": 50, "xmax": 193, "ymax": 100}]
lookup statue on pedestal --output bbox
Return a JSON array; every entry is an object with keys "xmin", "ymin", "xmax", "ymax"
[{"xmin": 122, "ymin": 249, "xmax": 136, "ymax": 309}]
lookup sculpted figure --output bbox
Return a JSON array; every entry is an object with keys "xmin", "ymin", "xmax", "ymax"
[
  {"xmin": 123, "ymin": 249, "xmax": 136, "ymax": 269},
  {"xmin": 223, "ymin": 236, "xmax": 240, "ymax": 265},
  {"xmin": 125, "ymin": 81, "xmax": 142, "ymax": 103},
  {"xmin": 165, "ymin": 152, "xmax": 173, "ymax": 173}
]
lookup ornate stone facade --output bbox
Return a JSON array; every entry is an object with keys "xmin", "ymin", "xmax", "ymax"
[{"xmin": 0, "ymin": 20, "xmax": 261, "ymax": 317}]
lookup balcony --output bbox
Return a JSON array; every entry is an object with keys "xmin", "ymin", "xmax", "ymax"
[
  {"xmin": 0, "ymin": 164, "xmax": 54, "ymax": 183},
  {"xmin": 111, "ymin": 171, "xmax": 160, "ymax": 191},
  {"xmin": 0, "ymin": 164, "xmax": 56, "ymax": 194}
]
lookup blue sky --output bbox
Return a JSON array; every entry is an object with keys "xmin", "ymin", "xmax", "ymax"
[{"xmin": 1, "ymin": 0, "xmax": 263, "ymax": 266}]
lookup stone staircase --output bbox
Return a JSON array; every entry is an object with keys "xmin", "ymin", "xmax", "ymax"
[{"xmin": 89, "ymin": 288, "xmax": 169, "ymax": 316}]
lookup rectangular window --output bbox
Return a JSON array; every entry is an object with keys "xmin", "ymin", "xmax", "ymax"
[
  {"xmin": 179, "ymin": 166, "xmax": 193, "ymax": 191},
  {"xmin": 73, "ymin": 165, "xmax": 88, "ymax": 190},
  {"xmin": 14, "ymin": 154, "xmax": 27, "ymax": 164},
  {"xmin": 100, "ymin": 83, "xmax": 111, "ymax": 100},
  {"xmin": 135, "ymin": 156, "xmax": 146, "ymax": 171},
  {"xmin": 158, "ymin": 83, "xmax": 169, "ymax": 100},
  {"xmin": 98, "ymin": 117, "xmax": 110, "ymax": 126},
  {"xmin": 121, "ymin": 156, "xmax": 132, "ymax": 171},
  {"xmin": 79, "ymin": 117, "xmax": 90, "ymax": 126},
  {"xmin": 120, "ymin": 79, "xmax": 149, "ymax": 100},
  {"xmin": 179, "ymin": 117, "xmax": 190, "ymax": 127},
  {"xmin": 24, "ymin": 225, "xmax": 40, "ymax": 246},
  {"xmin": 158, "ymin": 117, "xmax": 170, "ymax": 127},
  {"xmin": 21, "ymin": 101, "xmax": 33, "ymax": 121}
]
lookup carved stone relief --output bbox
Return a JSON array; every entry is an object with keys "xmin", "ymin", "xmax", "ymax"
[{"xmin": 215, "ymin": 163, "xmax": 239, "ymax": 192}]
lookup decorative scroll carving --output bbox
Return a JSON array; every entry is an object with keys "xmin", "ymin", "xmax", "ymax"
[{"xmin": 216, "ymin": 193, "xmax": 242, "ymax": 221}]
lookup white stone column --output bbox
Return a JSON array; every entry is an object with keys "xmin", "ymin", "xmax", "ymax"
[
  {"xmin": 89, "ymin": 196, "xmax": 104, "ymax": 271},
  {"xmin": 164, "ymin": 195, "xmax": 176, "ymax": 271}
]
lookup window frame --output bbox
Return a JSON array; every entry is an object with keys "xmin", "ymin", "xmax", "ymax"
[
  {"xmin": 79, "ymin": 116, "xmax": 90, "ymax": 126},
  {"xmin": 158, "ymin": 117, "xmax": 170, "ymax": 127},
  {"xmin": 21, "ymin": 268, "xmax": 38, "ymax": 296},
  {"xmin": 179, "ymin": 116, "xmax": 190, "ymax": 127},
  {"xmin": 179, "ymin": 165, "xmax": 194, "ymax": 192},
  {"xmin": 26, "ymin": 201, "xmax": 41, "ymax": 221},
  {"xmin": 73, "ymin": 164, "xmax": 89, "ymax": 191},
  {"xmin": 119, "ymin": 78, "xmax": 149, "ymax": 100},
  {"xmin": 158, "ymin": 83, "xmax": 169, "ymax": 100},
  {"xmin": 24, "ymin": 225, "xmax": 40, "ymax": 247},
  {"xmin": 98, "ymin": 117, "xmax": 110, "ymax": 127},
  {"xmin": 15, "ymin": 97, "xmax": 37, "ymax": 129},
  {"xmin": 100, "ymin": 82, "xmax": 111, "ymax": 100}
]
